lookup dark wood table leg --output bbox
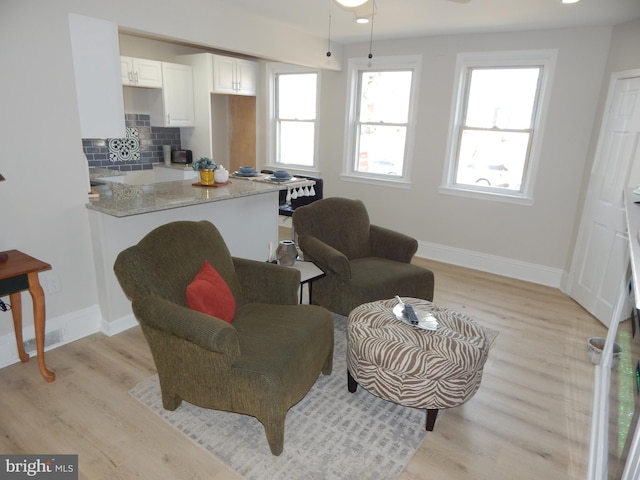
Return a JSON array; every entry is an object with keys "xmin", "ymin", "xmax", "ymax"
[
  {"xmin": 27, "ymin": 271, "xmax": 55, "ymax": 382},
  {"xmin": 9, "ymin": 291, "xmax": 29, "ymax": 363},
  {"xmin": 347, "ymin": 369, "xmax": 358, "ymax": 393},
  {"xmin": 426, "ymin": 408, "xmax": 439, "ymax": 431}
]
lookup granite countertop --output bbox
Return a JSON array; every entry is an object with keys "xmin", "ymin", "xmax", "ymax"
[
  {"xmin": 89, "ymin": 167, "xmax": 122, "ymax": 179},
  {"xmin": 154, "ymin": 163, "xmax": 194, "ymax": 171},
  {"xmin": 86, "ymin": 178, "xmax": 282, "ymax": 218}
]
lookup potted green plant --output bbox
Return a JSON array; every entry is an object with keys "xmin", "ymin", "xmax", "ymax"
[{"xmin": 192, "ymin": 157, "xmax": 217, "ymax": 185}]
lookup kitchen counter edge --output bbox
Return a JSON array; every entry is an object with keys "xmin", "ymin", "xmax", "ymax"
[{"xmin": 86, "ymin": 178, "xmax": 282, "ymax": 218}]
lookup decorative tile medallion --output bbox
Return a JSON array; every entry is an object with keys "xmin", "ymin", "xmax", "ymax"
[{"xmin": 108, "ymin": 127, "xmax": 141, "ymax": 162}]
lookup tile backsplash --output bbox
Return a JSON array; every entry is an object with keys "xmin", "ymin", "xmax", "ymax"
[{"xmin": 83, "ymin": 114, "xmax": 182, "ymax": 171}]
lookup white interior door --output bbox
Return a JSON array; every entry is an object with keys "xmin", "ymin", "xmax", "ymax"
[{"xmin": 568, "ymin": 71, "xmax": 640, "ymax": 327}]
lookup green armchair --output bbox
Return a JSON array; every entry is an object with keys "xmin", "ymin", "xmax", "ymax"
[
  {"xmin": 292, "ymin": 197, "xmax": 435, "ymax": 315},
  {"xmin": 113, "ymin": 220, "xmax": 333, "ymax": 455}
]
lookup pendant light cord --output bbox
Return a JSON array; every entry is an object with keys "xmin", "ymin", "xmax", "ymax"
[
  {"xmin": 368, "ymin": 0, "xmax": 375, "ymax": 59},
  {"xmin": 326, "ymin": 0, "xmax": 332, "ymax": 57}
]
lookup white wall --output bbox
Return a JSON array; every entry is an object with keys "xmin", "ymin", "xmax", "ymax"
[
  {"xmin": 582, "ymin": 19, "xmax": 640, "ymax": 199},
  {"xmin": 316, "ymin": 27, "xmax": 618, "ymax": 285},
  {"xmin": 0, "ymin": 2, "xmax": 100, "ymax": 339},
  {"xmin": 602, "ymin": 19, "xmax": 640, "ymax": 75}
]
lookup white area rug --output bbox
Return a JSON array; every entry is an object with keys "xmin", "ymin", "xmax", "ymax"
[{"xmin": 130, "ymin": 315, "xmax": 428, "ymax": 480}]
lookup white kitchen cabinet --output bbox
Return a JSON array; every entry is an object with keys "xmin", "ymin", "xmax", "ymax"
[
  {"xmin": 178, "ymin": 53, "xmax": 216, "ymax": 159},
  {"xmin": 124, "ymin": 61, "xmax": 195, "ymax": 127},
  {"xmin": 121, "ymin": 56, "xmax": 163, "ymax": 88},
  {"xmin": 179, "ymin": 52, "xmax": 257, "ymax": 167},
  {"xmin": 212, "ymin": 54, "xmax": 257, "ymax": 96},
  {"xmin": 159, "ymin": 62, "xmax": 195, "ymax": 127}
]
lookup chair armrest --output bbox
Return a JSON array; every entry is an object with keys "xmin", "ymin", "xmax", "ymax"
[
  {"xmin": 369, "ymin": 225, "xmax": 418, "ymax": 263},
  {"xmin": 132, "ymin": 296, "xmax": 240, "ymax": 360},
  {"xmin": 298, "ymin": 235, "xmax": 351, "ymax": 283},
  {"xmin": 232, "ymin": 257, "xmax": 300, "ymax": 305}
]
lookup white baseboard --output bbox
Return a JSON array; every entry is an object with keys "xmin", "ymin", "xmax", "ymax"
[
  {"xmin": 0, "ymin": 304, "xmax": 140, "ymax": 371},
  {"xmin": 101, "ymin": 313, "xmax": 138, "ymax": 337},
  {"xmin": 416, "ymin": 240, "xmax": 563, "ymax": 288},
  {"xmin": 0, "ymin": 304, "xmax": 102, "ymax": 370}
]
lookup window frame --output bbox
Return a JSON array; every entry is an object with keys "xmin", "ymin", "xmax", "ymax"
[
  {"xmin": 266, "ymin": 63, "xmax": 321, "ymax": 172},
  {"xmin": 341, "ymin": 55, "xmax": 422, "ymax": 188},
  {"xmin": 441, "ymin": 50, "xmax": 557, "ymax": 204}
]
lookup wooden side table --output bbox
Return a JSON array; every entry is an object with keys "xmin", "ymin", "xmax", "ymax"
[{"xmin": 0, "ymin": 250, "xmax": 56, "ymax": 382}]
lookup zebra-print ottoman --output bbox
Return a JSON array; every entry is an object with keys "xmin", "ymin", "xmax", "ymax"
[{"xmin": 347, "ymin": 297, "xmax": 494, "ymax": 431}]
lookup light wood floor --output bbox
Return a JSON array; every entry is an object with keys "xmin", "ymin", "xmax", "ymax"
[{"xmin": 0, "ymin": 256, "xmax": 607, "ymax": 480}]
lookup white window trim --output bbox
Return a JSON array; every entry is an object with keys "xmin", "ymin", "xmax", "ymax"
[
  {"xmin": 265, "ymin": 62, "xmax": 321, "ymax": 173},
  {"xmin": 340, "ymin": 55, "xmax": 422, "ymax": 189},
  {"xmin": 440, "ymin": 49, "xmax": 558, "ymax": 205}
]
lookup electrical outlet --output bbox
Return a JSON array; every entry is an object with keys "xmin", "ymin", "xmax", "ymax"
[{"xmin": 47, "ymin": 275, "xmax": 62, "ymax": 294}]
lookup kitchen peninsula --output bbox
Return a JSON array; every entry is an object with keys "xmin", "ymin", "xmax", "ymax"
[{"xmin": 86, "ymin": 176, "xmax": 282, "ymax": 335}]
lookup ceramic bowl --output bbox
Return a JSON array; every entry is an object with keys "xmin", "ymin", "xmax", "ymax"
[
  {"xmin": 587, "ymin": 337, "xmax": 622, "ymax": 366},
  {"xmin": 239, "ymin": 166, "xmax": 255, "ymax": 174},
  {"xmin": 273, "ymin": 170, "xmax": 289, "ymax": 179}
]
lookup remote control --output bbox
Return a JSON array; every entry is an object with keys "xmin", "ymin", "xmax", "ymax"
[{"xmin": 404, "ymin": 304, "xmax": 419, "ymax": 325}]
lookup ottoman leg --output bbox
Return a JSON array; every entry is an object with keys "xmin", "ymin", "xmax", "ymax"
[
  {"xmin": 426, "ymin": 409, "xmax": 439, "ymax": 431},
  {"xmin": 347, "ymin": 370, "xmax": 358, "ymax": 393}
]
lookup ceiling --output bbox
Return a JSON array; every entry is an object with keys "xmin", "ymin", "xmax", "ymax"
[{"xmin": 222, "ymin": 0, "xmax": 640, "ymax": 44}]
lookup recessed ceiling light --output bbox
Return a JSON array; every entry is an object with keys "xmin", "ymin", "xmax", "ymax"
[
  {"xmin": 356, "ymin": 17, "xmax": 370, "ymax": 24},
  {"xmin": 562, "ymin": 0, "xmax": 580, "ymax": 4}
]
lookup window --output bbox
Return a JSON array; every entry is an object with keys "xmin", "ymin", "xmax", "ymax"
[
  {"xmin": 343, "ymin": 56, "xmax": 421, "ymax": 184},
  {"xmin": 267, "ymin": 64, "xmax": 319, "ymax": 169},
  {"xmin": 443, "ymin": 50, "xmax": 556, "ymax": 202}
]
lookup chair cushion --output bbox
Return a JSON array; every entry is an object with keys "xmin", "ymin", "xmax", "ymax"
[
  {"xmin": 231, "ymin": 303, "xmax": 333, "ymax": 380},
  {"xmin": 311, "ymin": 257, "xmax": 435, "ymax": 316},
  {"xmin": 186, "ymin": 260, "xmax": 236, "ymax": 323}
]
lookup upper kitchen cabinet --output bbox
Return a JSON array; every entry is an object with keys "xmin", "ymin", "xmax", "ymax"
[
  {"xmin": 178, "ymin": 52, "xmax": 257, "ymax": 169},
  {"xmin": 159, "ymin": 62, "xmax": 195, "ymax": 127},
  {"xmin": 121, "ymin": 56, "xmax": 162, "ymax": 88},
  {"xmin": 212, "ymin": 54, "xmax": 257, "ymax": 96},
  {"xmin": 68, "ymin": 14, "xmax": 125, "ymax": 139},
  {"xmin": 122, "ymin": 60, "xmax": 195, "ymax": 127}
]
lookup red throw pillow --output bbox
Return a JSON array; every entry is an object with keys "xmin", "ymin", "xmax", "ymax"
[{"xmin": 186, "ymin": 260, "xmax": 236, "ymax": 323}]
